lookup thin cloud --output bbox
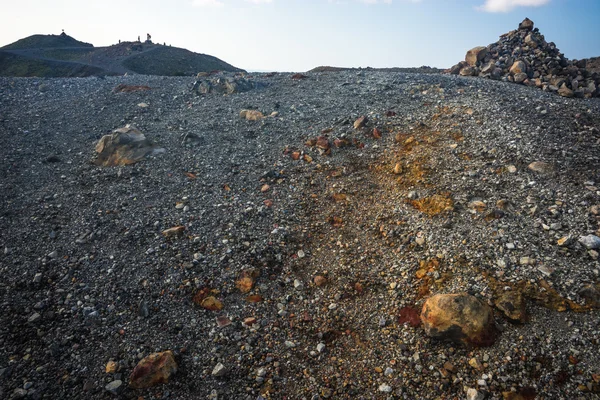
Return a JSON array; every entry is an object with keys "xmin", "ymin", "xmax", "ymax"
[
  {"xmin": 477, "ymin": 0, "xmax": 550, "ymax": 13},
  {"xmin": 357, "ymin": 0, "xmax": 393, "ymax": 4},
  {"xmin": 192, "ymin": 0, "xmax": 224, "ymax": 7},
  {"xmin": 245, "ymin": 0, "xmax": 273, "ymax": 3},
  {"xmin": 355, "ymin": 0, "xmax": 422, "ymax": 4}
]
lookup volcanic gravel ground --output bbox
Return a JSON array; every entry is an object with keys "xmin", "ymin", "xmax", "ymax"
[{"xmin": 0, "ymin": 71, "xmax": 600, "ymax": 399}]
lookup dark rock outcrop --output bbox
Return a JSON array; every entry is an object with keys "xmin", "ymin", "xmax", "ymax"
[{"xmin": 192, "ymin": 74, "xmax": 256, "ymax": 95}]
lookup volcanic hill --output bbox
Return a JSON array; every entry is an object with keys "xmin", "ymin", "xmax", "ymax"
[{"xmin": 0, "ymin": 32, "xmax": 244, "ymax": 78}]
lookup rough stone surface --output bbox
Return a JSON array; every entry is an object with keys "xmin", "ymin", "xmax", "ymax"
[
  {"xmin": 465, "ymin": 46, "xmax": 488, "ymax": 67},
  {"xmin": 105, "ymin": 380, "xmax": 122, "ymax": 395},
  {"xmin": 518, "ymin": 17, "xmax": 534, "ymax": 31},
  {"xmin": 579, "ymin": 235, "xmax": 600, "ymax": 250},
  {"xmin": 94, "ymin": 125, "xmax": 163, "ymax": 166},
  {"xmin": 192, "ymin": 74, "xmax": 255, "ymax": 95},
  {"xmin": 1, "ymin": 70, "xmax": 600, "ymax": 399},
  {"xmin": 240, "ymin": 109, "xmax": 264, "ymax": 121},
  {"xmin": 421, "ymin": 293, "xmax": 497, "ymax": 346},
  {"xmin": 528, "ymin": 161, "xmax": 553, "ymax": 173},
  {"xmin": 494, "ymin": 290, "xmax": 527, "ymax": 323},
  {"xmin": 129, "ymin": 351, "xmax": 177, "ymax": 389}
]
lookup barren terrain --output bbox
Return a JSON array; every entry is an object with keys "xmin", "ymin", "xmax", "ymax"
[{"xmin": 1, "ymin": 71, "xmax": 600, "ymax": 399}]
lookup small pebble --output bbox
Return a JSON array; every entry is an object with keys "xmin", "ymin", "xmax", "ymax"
[
  {"xmin": 212, "ymin": 363, "xmax": 227, "ymax": 377},
  {"xmin": 378, "ymin": 384, "xmax": 392, "ymax": 393},
  {"xmin": 105, "ymin": 380, "xmax": 122, "ymax": 395}
]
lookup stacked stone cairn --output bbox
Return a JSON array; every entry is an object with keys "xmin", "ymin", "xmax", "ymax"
[{"xmin": 449, "ymin": 18, "xmax": 599, "ymax": 98}]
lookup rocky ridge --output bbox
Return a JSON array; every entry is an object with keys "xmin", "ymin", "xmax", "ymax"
[
  {"xmin": 0, "ymin": 70, "xmax": 599, "ymax": 399},
  {"xmin": 0, "ymin": 34, "xmax": 244, "ymax": 78},
  {"xmin": 450, "ymin": 18, "xmax": 600, "ymax": 98}
]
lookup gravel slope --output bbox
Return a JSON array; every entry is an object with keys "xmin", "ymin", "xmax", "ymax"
[{"xmin": 0, "ymin": 71, "xmax": 599, "ymax": 399}]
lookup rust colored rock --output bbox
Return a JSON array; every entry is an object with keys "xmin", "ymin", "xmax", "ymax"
[
  {"xmin": 240, "ymin": 109, "xmax": 264, "ymax": 121},
  {"xmin": 443, "ymin": 361, "xmax": 456, "ymax": 373},
  {"xmin": 393, "ymin": 163, "xmax": 403, "ymax": 175},
  {"xmin": 291, "ymin": 73, "xmax": 308, "ymax": 80},
  {"xmin": 316, "ymin": 136, "xmax": 330, "ymax": 150},
  {"xmin": 199, "ymin": 296, "xmax": 223, "ymax": 311},
  {"xmin": 420, "ymin": 293, "xmax": 497, "ymax": 346},
  {"xmin": 162, "ymin": 226, "xmax": 185, "ymax": 238},
  {"xmin": 106, "ymin": 360, "xmax": 118, "ymax": 373},
  {"xmin": 246, "ymin": 294, "xmax": 263, "ymax": 303},
  {"xmin": 509, "ymin": 60, "xmax": 527, "ymax": 75},
  {"xmin": 494, "ymin": 290, "xmax": 528, "ymax": 323},
  {"xmin": 129, "ymin": 351, "xmax": 177, "ymax": 389},
  {"xmin": 192, "ymin": 288, "xmax": 224, "ymax": 311},
  {"xmin": 353, "ymin": 116, "xmax": 368, "ymax": 130},
  {"xmin": 94, "ymin": 125, "xmax": 163, "ymax": 167},
  {"xmin": 333, "ymin": 138, "xmax": 350, "ymax": 148},
  {"xmin": 398, "ymin": 306, "xmax": 421, "ymax": 327},
  {"xmin": 113, "ymin": 84, "xmax": 151, "ymax": 93},
  {"xmin": 314, "ymin": 275, "xmax": 327, "ymax": 287},
  {"xmin": 465, "ymin": 46, "xmax": 488, "ymax": 66},
  {"xmin": 236, "ymin": 269, "xmax": 259, "ymax": 293},
  {"xmin": 305, "ymin": 138, "xmax": 317, "ymax": 147}
]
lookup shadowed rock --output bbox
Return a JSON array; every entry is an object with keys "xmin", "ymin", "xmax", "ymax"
[
  {"xmin": 129, "ymin": 351, "xmax": 177, "ymax": 389},
  {"xmin": 94, "ymin": 125, "xmax": 164, "ymax": 166},
  {"xmin": 494, "ymin": 290, "xmax": 528, "ymax": 323},
  {"xmin": 421, "ymin": 293, "xmax": 497, "ymax": 347},
  {"xmin": 518, "ymin": 17, "xmax": 534, "ymax": 31},
  {"xmin": 113, "ymin": 84, "xmax": 151, "ymax": 93},
  {"xmin": 193, "ymin": 75, "xmax": 255, "ymax": 95},
  {"xmin": 465, "ymin": 46, "xmax": 488, "ymax": 67}
]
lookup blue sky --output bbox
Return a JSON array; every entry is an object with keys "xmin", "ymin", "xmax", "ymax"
[{"xmin": 1, "ymin": 0, "xmax": 599, "ymax": 71}]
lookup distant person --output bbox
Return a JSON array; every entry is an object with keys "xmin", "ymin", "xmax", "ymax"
[
  {"xmin": 147, "ymin": 33, "xmax": 151, "ymax": 41},
  {"xmin": 137, "ymin": 35, "xmax": 140, "ymax": 42}
]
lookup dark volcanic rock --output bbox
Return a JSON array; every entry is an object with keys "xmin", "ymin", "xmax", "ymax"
[
  {"xmin": 192, "ymin": 74, "xmax": 256, "ymax": 95},
  {"xmin": 1, "ymin": 70, "xmax": 599, "ymax": 400}
]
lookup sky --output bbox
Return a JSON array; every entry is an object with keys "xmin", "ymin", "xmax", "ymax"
[{"xmin": 1, "ymin": 0, "xmax": 599, "ymax": 71}]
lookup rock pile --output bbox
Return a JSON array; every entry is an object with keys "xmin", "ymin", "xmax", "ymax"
[{"xmin": 449, "ymin": 18, "xmax": 599, "ymax": 98}]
